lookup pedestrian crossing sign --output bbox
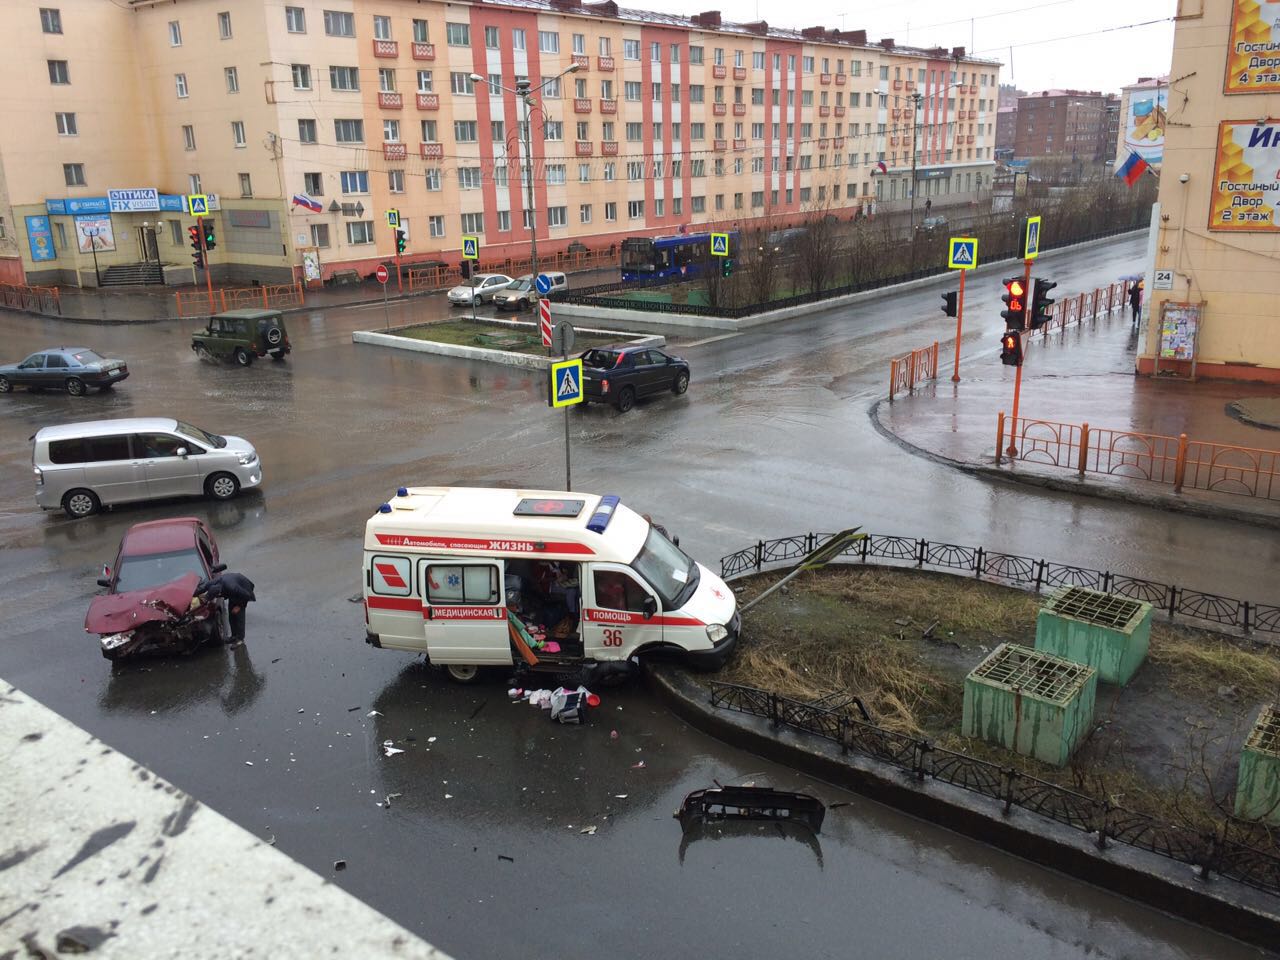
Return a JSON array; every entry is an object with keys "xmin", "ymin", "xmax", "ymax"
[
  {"xmin": 462, "ymin": 236, "xmax": 479, "ymax": 260},
  {"xmin": 187, "ymin": 194, "xmax": 209, "ymax": 216},
  {"xmin": 1023, "ymin": 215, "xmax": 1042, "ymax": 260},
  {"xmin": 948, "ymin": 237, "xmax": 978, "ymax": 270},
  {"xmin": 548, "ymin": 358, "xmax": 584, "ymax": 408},
  {"xmin": 710, "ymin": 232, "xmax": 729, "ymax": 257}
]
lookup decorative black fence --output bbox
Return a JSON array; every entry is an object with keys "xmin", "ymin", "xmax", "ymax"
[
  {"xmin": 561, "ymin": 223, "xmax": 1142, "ymax": 319},
  {"xmin": 708, "ymin": 681, "xmax": 1280, "ymax": 897},
  {"xmin": 721, "ymin": 533, "xmax": 1280, "ymax": 639}
]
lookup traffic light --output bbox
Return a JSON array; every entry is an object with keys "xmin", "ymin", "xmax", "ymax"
[
  {"xmin": 460, "ymin": 259, "xmax": 473, "ymax": 279},
  {"xmin": 1000, "ymin": 329, "xmax": 1023, "ymax": 367},
  {"xmin": 941, "ymin": 291, "xmax": 958, "ymax": 318},
  {"xmin": 188, "ymin": 225, "xmax": 204, "ymax": 269},
  {"xmin": 720, "ymin": 257, "xmax": 734, "ymax": 278},
  {"xmin": 1000, "ymin": 276, "xmax": 1027, "ymax": 330},
  {"xmin": 1030, "ymin": 278, "xmax": 1057, "ymax": 330},
  {"xmin": 202, "ymin": 220, "xmax": 216, "ymax": 251},
  {"xmin": 395, "ymin": 229, "xmax": 407, "ymax": 254}
]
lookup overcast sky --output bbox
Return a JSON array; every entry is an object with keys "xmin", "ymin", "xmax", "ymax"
[{"xmin": 679, "ymin": 0, "xmax": 1176, "ymax": 95}]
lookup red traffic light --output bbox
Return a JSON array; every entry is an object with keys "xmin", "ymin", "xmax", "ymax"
[
  {"xmin": 1008, "ymin": 279, "xmax": 1024, "ymax": 298},
  {"xmin": 1000, "ymin": 330, "xmax": 1023, "ymax": 366}
]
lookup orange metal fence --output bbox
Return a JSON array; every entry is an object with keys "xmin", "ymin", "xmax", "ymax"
[
  {"xmin": 175, "ymin": 282, "xmax": 304, "ymax": 318},
  {"xmin": 996, "ymin": 414, "xmax": 1280, "ymax": 501},
  {"xmin": 0, "ymin": 282, "xmax": 61, "ymax": 315},
  {"xmin": 1036, "ymin": 281, "xmax": 1126, "ymax": 337},
  {"xmin": 888, "ymin": 341, "xmax": 939, "ymax": 400}
]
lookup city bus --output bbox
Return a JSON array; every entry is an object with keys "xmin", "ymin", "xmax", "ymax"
[{"xmin": 619, "ymin": 231, "xmax": 739, "ymax": 283}]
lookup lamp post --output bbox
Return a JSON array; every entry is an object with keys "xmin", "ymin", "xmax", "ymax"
[
  {"xmin": 908, "ymin": 91, "xmax": 923, "ymax": 236},
  {"xmin": 82, "ymin": 226, "xmax": 103, "ymax": 286},
  {"xmin": 470, "ymin": 63, "xmax": 579, "ymax": 291}
]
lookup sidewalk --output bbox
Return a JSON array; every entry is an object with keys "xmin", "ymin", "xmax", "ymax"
[
  {"xmin": 18, "ymin": 265, "xmax": 623, "ymax": 324},
  {"xmin": 874, "ymin": 305, "xmax": 1280, "ymax": 527}
]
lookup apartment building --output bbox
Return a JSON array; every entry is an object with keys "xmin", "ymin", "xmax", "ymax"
[{"xmin": 0, "ymin": 0, "xmax": 998, "ymax": 286}]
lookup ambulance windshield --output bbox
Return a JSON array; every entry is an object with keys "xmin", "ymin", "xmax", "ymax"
[{"xmin": 632, "ymin": 528, "xmax": 698, "ymax": 609}]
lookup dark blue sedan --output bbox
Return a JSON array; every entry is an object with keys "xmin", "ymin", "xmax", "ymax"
[{"xmin": 0, "ymin": 347, "xmax": 129, "ymax": 396}]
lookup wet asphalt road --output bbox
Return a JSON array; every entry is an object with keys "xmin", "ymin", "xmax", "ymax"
[{"xmin": 1, "ymin": 234, "xmax": 1276, "ymax": 960}]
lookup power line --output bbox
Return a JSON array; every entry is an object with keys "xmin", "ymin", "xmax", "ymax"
[{"xmin": 972, "ymin": 16, "xmax": 1173, "ymax": 55}]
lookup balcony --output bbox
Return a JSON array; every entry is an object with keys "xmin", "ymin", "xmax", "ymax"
[
  {"xmin": 833, "ymin": 136, "xmax": 845, "ymax": 148},
  {"xmin": 572, "ymin": 54, "xmax": 589, "ymax": 71},
  {"xmin": 378, "ymin": 91, "xmax": 403, "ymax": 109},
  {"xmin": 969, "ymin": 84, "xmax": 977, "ymax": 94},
  {"xmin": 574, "ymin": 97, "xmax": 592, "ymax": 114},
  {"xmin": 835, "ymin": 73, "xmax": 846, "ymax": 86},
  {"xmin": 712, "ymin": 102, "xmax": 727, "ymax": 116},
  {"xmin": 412, "ymin": 42, "xmax": 436, "ymax": 60},
  {"xmin": 416, "ymin": 92, "xmax": 440, "ymax": 110},
  {"xmin": 713, "ymin": 138, "xmax": 727, "ymax": 151},
  {"xmin": 420, "ymin": 142, "xmax": 443, "ymax": 160},
  {"xmin": 733, "ymin": 102, "xmax": 746, "ymax": 116},
  {"xmin": 905, "ymin": 81, "xmax": 915, "ymax": 91},
  {"xmin": 733, "ymin": 138, "xmax": 746, "ymax": 151},
  {"xmin": 893, "ymin": 79, "xmax": 902, "ymax": 90},
  {"xmin": 966, "ymin": 134, "xmax": 975, "ymax": 143},
  {"xmin": 601, "ymin": 140, "xmax": 618, "ymax": 155},
  {"xmin": 373, "ymin": 39, "xmax": 398, "ymax": 58},
  {"xmin": 818, "ymin": 105, "xmax": 830, "ymax": 117},
  {"xmin": 834, "ymin": 105, "xmax": 846, "ymax": 117},
  {"xmin": 890, "ymin": 136, "xmax": 899, "ymax": 146},
  {"xmin": 382, "ymin": 142, "xmax": 407, "ymax": 159},
  {"xmin": 600, "ymin": 98, "xmax": 617, "ymax": 114},
  {"xmin": 598, "ymin": 55, "xmax": 614, "ymax": 71},
  {"xmin": 818, "ymin": 138, "xmax": 829, "ymax": 151},
  {"xmin": 892, "ymin": 108, "xmax": 902, "ymax": 119},
  {"xmin": 575, "ymin": 140, "xmax": 593, "ymax": 156},
  {"xmin": 712, "ymin": 64, "xmax": 727, "ymax": 78},
  {"xmin": 819, "ymin": 73, "xmax": 831, "ymax": 85},
  {"xmin": 733, "ymin": 66, "xmax": 747, "ymax": 80}
]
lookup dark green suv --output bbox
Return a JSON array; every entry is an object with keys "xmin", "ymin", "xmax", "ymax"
[{"xmin": 192, "ymin": 309, "xmax": 291, "ymax": 366}]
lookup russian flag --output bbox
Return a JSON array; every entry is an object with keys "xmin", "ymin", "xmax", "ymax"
[
  {"xmin": 1116, "ymin": 151, "xmax": 1150, "ymax": 188},
  {"xmin": 872, "ymin": 160, "xmax": 888, "ymax": 175},
  {"xmin": 292, "ymin": 193, "xmax": 323, "ymax": 213}
]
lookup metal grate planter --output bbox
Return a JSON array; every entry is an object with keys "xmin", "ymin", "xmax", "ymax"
[
  {"xmin": 963, "ymin": 643, "xmax": 1098, "ymax": 767},
  {"xmin": 1034, "ymin": 586, "xmax": 1152, "ymax": 686},
  {"xmin": 1235, "ymin": 704, "xmax": 1280, "ymax": 825}
]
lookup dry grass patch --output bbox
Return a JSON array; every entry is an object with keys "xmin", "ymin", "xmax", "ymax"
[{"xmin": 1148, "ymin": 626, "xmax": 1280, "ymax": 702}]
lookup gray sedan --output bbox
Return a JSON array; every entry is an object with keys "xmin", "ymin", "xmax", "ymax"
[{"xmin": 0, "ymin": 347, "xmax": 129, "ymax": 396}]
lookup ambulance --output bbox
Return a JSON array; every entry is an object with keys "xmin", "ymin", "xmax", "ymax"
[{"xmin": 362, "ymin": 486, "xmax": 739, "ymax": 682}]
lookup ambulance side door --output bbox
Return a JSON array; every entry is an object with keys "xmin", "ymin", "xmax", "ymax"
[
  {"xmin": 366, "ymin": 554, "xmax": 424, "ymax": 652},
  {"xmin": 582, "ymin": 563, "xmax": 663, "ymax": 660},
  {"xmin": 419, "ymin": 559, "xmax": 509, "ymax": 664}
]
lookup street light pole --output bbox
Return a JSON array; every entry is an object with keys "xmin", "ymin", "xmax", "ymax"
[{"xmin": 909, "ymin": 91, "xmax": 923, "ymax": 233}]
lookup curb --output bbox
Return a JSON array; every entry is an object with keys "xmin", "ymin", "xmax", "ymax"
[
  {"xmin": 644, "ymin": 662, "xmax": 1280, "ymax": 952},
  {"xmin": 867, "ymin": 397, "xmax": 1280, "ymax": 531},
  {"xmin": 353, "ymin": 320, "xmax": 664, "ymax": 368}
]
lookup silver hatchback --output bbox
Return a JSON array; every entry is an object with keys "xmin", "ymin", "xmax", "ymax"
[{"xmin": 32, "ymin": 417, "xmax": 262, "ymax": 519}]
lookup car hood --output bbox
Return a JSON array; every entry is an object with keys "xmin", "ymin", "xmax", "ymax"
[
  {"xmin": 447, "ymin": 285, "xmax": 476, "ymax": 297},
  {"xmin": 85, "ymin": 572, "xmax": 201, "ymax": 634},
  {"xmin": 217, "ymin": 434, "xmax": 256, "ymax": 456},
  {"xmin": 678, "ymin": 563, "xmax": 737, "ymax": 626}
]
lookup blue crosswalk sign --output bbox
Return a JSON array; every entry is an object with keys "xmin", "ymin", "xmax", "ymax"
[
  {"xmin": 461, "ymin": 236, "xmax": 479, "ymax": 260},
  {"xmin": 548, "ymin": 358, "xmax": 584, "ymax": 408},
  {"xmin": 947, "ymin": 237, "xmax": 978, "ymax": 270},
  {"xmin": 1023, "ymin": 215, "xmax": 1042, "ymax": 260},
  {"xmin": 710, "ymin": 232, "xmax": 729, "ymax": 256}
]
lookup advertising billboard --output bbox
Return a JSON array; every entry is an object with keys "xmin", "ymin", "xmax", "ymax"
[
  {"xmin": 1123, "ymin": 87, "xmax": 1167, "ymax": 165},
  {"xmin": 1208, "ymin": 121, "xmax": 1280, "ymax": 232},
  {"xmin": 74, "ymin": 215, "xmax": 116, "ymax": 253},
  {"xmin": 1226, "ymin": 0, "xmax": 1280, "ymax": 94}
]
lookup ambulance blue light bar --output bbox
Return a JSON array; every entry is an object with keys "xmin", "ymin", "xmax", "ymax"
[{"xmin": 586, "ymin": 495, "xmax": 620, "ymax": 534}]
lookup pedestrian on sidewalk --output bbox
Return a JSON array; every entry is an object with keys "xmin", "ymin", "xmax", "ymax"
[
  {"xmin": 197, "ymin": 571, "xmax": 257, "ymax": 646},
  {"xmin": 1128, "ymin": 281, "xmax": 1143, "ymax": 325}
]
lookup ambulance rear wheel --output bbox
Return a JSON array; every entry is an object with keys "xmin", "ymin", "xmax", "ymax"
[{"xmin": 445, "ymin": 664, "xmax": 481, "ymax": 684}]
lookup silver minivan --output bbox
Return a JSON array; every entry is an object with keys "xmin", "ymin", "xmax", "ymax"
[{"xmin": 32, "ymin": 417, "xmax": 263, "ymax": 519}]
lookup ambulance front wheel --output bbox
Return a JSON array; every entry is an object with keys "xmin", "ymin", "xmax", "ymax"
[{"xmin": 444, "ymin": 663, "xmax": 482, "ymax": 684}]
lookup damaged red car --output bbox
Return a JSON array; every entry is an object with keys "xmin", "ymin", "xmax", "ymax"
[{"xmin": 85, "ymin": 518, "xmax": 228, "ymax": 661}]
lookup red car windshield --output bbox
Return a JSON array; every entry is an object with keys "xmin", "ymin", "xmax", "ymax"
[{"xmin": 114, "ymin": 549, "xmax": 207, "ymax": 594}]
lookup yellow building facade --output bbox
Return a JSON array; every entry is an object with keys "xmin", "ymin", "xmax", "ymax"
[
  {"xmin": 1142, "ymin": 0, "xmax": 1280, "ymax": 382},
  {"xmin": 0, "ymin": 0, "xmax": 998, "ymax": 287}
]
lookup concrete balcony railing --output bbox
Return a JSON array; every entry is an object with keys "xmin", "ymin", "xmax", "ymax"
[
  {"xmin": 834, "ymin": 73, "xmax": 846, "ymax": 86},
  {"xmin": 733, "ymin": 103, "xmax": 746, "ymax": 116},
  {"xmin": 601, "ymin": 140, "xmax": 618, "ymax": 155},
  {"xmin": 600, "ymin": 98, "xmax": 617, "ymax": 114},
  {"xmin": 733, "ymin": 66, "xmax": 747, "ymax": 80},
  {"xmin": 382, "ymin": 142, "xmax": 407, "ymax": 159},
  {"xmin": 713, "ymin": 138, "xmax": 727, "ymax": 151},
  {"xmin": 575, "ymin": 140, "xmax": 593, "ymax": 156},
  {"xmin": 819, "ymin": 105, "xmax": 830, "ymax": 117},
  {"xmin": 712, "ymin": 102, "xmax": 727, "ymax": 116},
  {"xmin": 420, "ymin": 142, "xmax": 443, "ymax": 159},
  {"xmin": 597, "ymin": 55, "xmax": 614, "ymax": 71},
  {"xmin": 572, "ymin": 54, "xmax": 589, "ymax": 71},
  {"xmin": 416, "ymin": 93, "xmax": 440, "ymax": 110},
  {"xmin": 412, "ymin": 42, "xmax": 436, "ymax": 60},
  {"xmin": 574, "ymin": 98, "xmax": 592, "ymax": 114},
  {"xmin": 378, "ymin": 91, "xmax": 403, "ymax": 109},
  {"xmin": 373, "ymin": 39, "xmax": 398, "ymax": 58},
  {"xmin": 712, "ymin": 64, "xmax": 727, "ymax": 78},
  {"xmin": 820, "ymin": 73, "xmax": 831, "ymax": 85}
]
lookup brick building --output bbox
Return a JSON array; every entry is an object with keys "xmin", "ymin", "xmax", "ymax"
[{"xmin": 1014, "ymin": 89, "xmax": 1114, "ymax": 162}]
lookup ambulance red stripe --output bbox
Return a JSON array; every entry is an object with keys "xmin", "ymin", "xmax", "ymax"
[
  {"xmin": 366, "ymin": 596, "xmax": 422, "ymax": 612},
  {"xmin": 584, "ymin": 609, "xmax": 704, "ymax": 626}
]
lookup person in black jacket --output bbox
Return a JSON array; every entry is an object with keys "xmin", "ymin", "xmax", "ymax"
[
  {"xmin": 1128, "ymin": 281, "xmax": 1143, "ymax": 325},
  {"xmin": 197, "ymin": 572, "xmax": 257, "ymax": 646}
]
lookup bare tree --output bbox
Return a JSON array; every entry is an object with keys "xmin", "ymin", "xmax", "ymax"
[{"xmin": 793, "ymin": 201, "xmax": 840, "ymax": 295}]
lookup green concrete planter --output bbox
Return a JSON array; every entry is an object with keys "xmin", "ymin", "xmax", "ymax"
[
  {"xmin": 1034, "ymin": 586, "xmax": 1152, "ymax": 686},
  {"xmin": 1235, "ymin": 704, "xmax": 1280, "ymax": 825},
  {"xmin": 963, "ymin": 643, "xmax": 1098, "ymax": 767}
]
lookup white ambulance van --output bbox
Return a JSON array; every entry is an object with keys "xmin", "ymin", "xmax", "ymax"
[{"xmin": 362, "ymin": 486, "xmax": 739, "ymax": 682}]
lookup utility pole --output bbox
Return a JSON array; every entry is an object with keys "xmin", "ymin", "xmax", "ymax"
[
  {"xmin": 908, "ymin": 90, "xmax": 923, "ymax": 268},
  {"xmin": 517, "ymin": 77, "xmax": 540, "ymax": 285}
]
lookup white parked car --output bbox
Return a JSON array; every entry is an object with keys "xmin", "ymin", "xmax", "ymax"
[{"xmin": 447, "ymin": 274, "xmax": 514, "ymax": 306}]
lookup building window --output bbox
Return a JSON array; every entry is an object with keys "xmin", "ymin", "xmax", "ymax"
[
  {"xmin": 547, "ymin": 206, "xmax": 567, "ymax": 227},
  {"xmin": 753, "ymin": 51, "xmax": 765, "ymax": 69},
  {"xmin": 330, "ymin": 66, "xmax": 359, "ymax": 91},
  {"xmin": 63, "ymin": 163, "xmax": 85, "ymax": 186},
  {"xmin": 347, "ymin": 221, "xmax": 375, "ymax": 245},
  {"xmin": 324, "ymin": 10, "xmax": 354, "ymax": 37},
  {"xmin": 285, "ymin": 7, "xmax": 305, "ymax": 33},
  {"xmin": 672, "ymin": 197, "xmax": 683, "ymax": 215},
  {"xmin": 628, "ymin": 199, "xmax": 644, "ymax": 219},
  {"xmin": 421, "ymin": 119, "xmax": 438, "ymax": 141},
  {"xmin": 691, "ymin": 122, "xmax": 704, "ymax": 140},
  {"xmin": 454, "ymin": 120, "xmax": 477, "ymax": 142},
  {"xmin": 604, "ymin": 201, "xmax": 617, "ymax": 221},
  {"xmin": 496, "ymin": 210, "xmax": 511, "ymax": 232},
  {"xmin": 373, "ymin": 15, "xmax": 391, "ymax": 40},
  {"xmin": 217, "ymin": 11, "xmax": 232, "ymax": 38},
  {"xmin": 689, "ymin": 46, "xmax": 704, "ymax": 64},
  {"xmin": 671, "ymin": 43, "xmax": 681, "ymax": 63},
  {"xmin": 690, "ymin": 84, "xmax": 704, "ymax": 103},
  {"xmin": 545, "ymin": 163, "xmax": 566, "ymax": 185},
  {"xmin": 573, "ymin": 33, "xmax": 585, "ymax": 54},
  {"xmin": 603, "ymin": 162, "xmax": 615, "ymax": 181},
  {"xmin": 310, "ymin": 224, "xmax": 330, "ymax": 247},
  {"xmin": 417, "ymin": 70, "xmax": 434, "ymax": 92},
  {"xmin": 48, "ymin": 60, "xmax": 70, "ymax": 84},
  {"xmin": 486, "ymin": 73, "xmax": 502, "ymax": 96},
  {"xmin": 627, "ymin": 161, "xmax": 643, "ymax": 180},
  {"xmin": 292, "ymin": 64, "xmax": 311, "ymax": 89},
  {"xmin": 174, "ymin": 73, "xmax": 188, "ymax": 98},
  {"xmin": 624, "ymin": 81, "xmax": 641, "ymax": 101},
  {"xmin": 40, "ymin": 8, "xmax": 62, "ymax": 33},
  {"xmin": 304, "ymin": 172, "xmax": 323, "ymax": 195},
  {"xmin": 450, "ymin": 72, "xmax": 474, "ymax": 95},
  {"xmin": 542, "ymin": 76, "xmax": 562, "ymax": 99},
  {"xmin": 691, "ymin": 196, "xmax": 705, "ymax": 213},
  {"xmin": 539, "ymin": 30, "xmax": 559, "ymax": 53},
  {"xmin": 651, "ymin": 42, "xmax": 660, "ymax": 62},
  {"xmin": 334, "ymin": 119, "xmax": 364, "ymax": 142},
  {"xmin": 298, "ymin": 119, "xmax": 317, "ymax": 143},
  {"xmin": 579, "ymin": 203, "xmax": 592, "ymax": 223},
  {"xmin": 654, "ymin": 198, "xmax": 664, "ymax": 217},
  {"xmin": 458, "ymin": 167, "xmax": 481, "ymax": 189},
  {"xmin": 231, "ymin": 121, "xmax": 246, "ymax": 147},
  {"xmin": 512, "ymin": 28, "xmax": 526, "ymax": 50},
  {"xmin": 55, "ymin": 112, "xmax": 77, "ymax": 136},
  {"xmin": 544, "ymin": 121, "xmax": 563, "ymax": 141},
  {"xmin": 461, "ymin": 212, "xmax": 484, "ymax": 234},
  {"xmin": 379, "ymin": 68, "xmax": 396, "ymax": 92},
  {"xmin": 182, "ymin": 125, "xmax": 196, "ymax": 150},
  {"xmin": 239, "ymin": 172, "xmax": 252, "ymax": 196},
  {"xmin": 424, "ymin": 168, "xmax": 441, "ymax": 190},
  {"xmin": 413, "ymin": 19, "xmax": 429, "ymax": 42},
  {"xmin": 168, "ymin": 20, "xmax": 182, "ymax": 45},
  {"xmin": 484, "ymin": 25, "xmax": 499, "ymax": 48},
  {"xmin": 446, "ymin": 22, "xmax": 469, "ymax": 46},
  {"xmin": 188, "ymin": 174, "xmax": 202, "ymax": 194},
  {"xmin": 623, "ymin": 38, "xmax": 640, "ymax": 60},
  {"xmin": 340, "ymin": 171, "xmax": 369, "ymax": 193},
  {"xmin": 384, "ymin": 119, "xmax": 401, "ymax": 142},
  {"xmin": 599, "ymin": 36, "xmax": 611, "ymax": 56},
  {"xmin": 225, "ymin": 67, "xmax": 239, "ymax": 93},
  {"xmin": 652, "ymin": 82, "xmax": 662, "ymax": 102},
  {"xmin": 428, "ymin": 215, "xmax": 445, "ymax": 237}
]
